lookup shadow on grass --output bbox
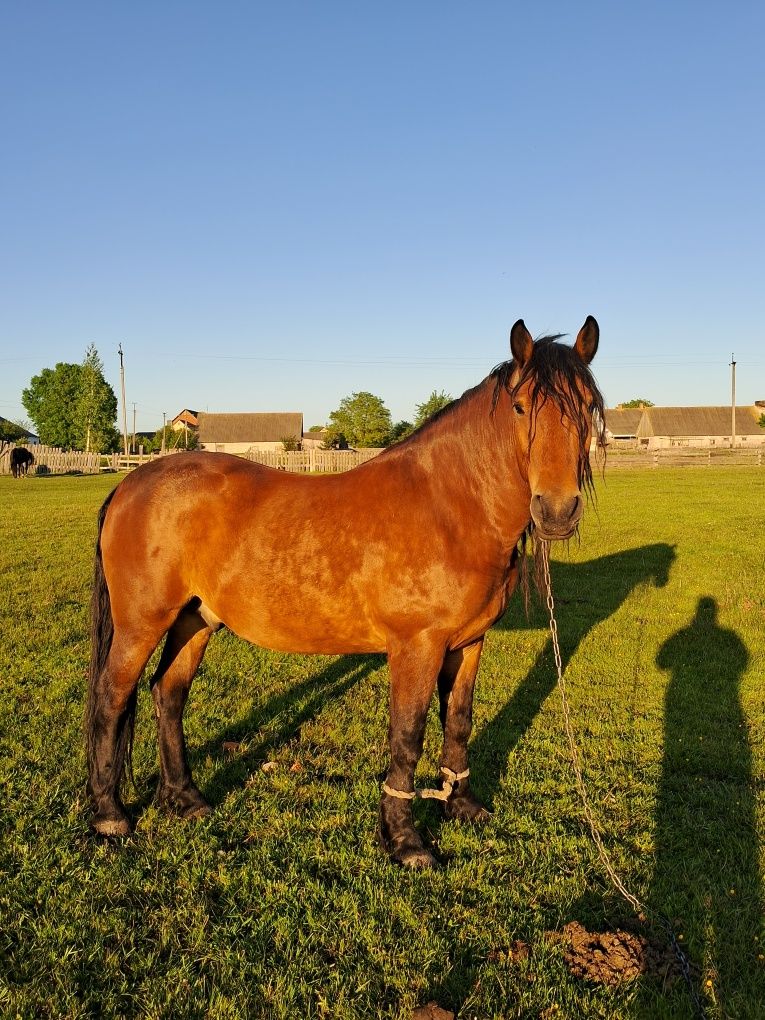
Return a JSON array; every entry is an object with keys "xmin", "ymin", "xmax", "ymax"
[
  {"xmin": 633, "ymin": 595, "xmax": 763, "ymax": 1013},
  {"xmin": 469, "ymin": 543, "xmax": 676, "ymax": 805},
  {"xmin": 189, "ymin": 653, "xmax": 384, "ymax": 806}
]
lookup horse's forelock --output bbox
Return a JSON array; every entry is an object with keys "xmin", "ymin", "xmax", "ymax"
[{"xmin": 492, "ymin": 336, "xmax": 606, "ymax": 494}]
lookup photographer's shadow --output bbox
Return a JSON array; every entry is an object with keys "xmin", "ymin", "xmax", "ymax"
[{"xmin": 642, "ymin": 596, "xmax": 764, "ymax": 1011}]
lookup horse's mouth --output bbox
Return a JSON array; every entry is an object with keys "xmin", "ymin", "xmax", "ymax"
[{"xmin": 535, "ymin": 526, "xmax": 577, "ymax": 542}]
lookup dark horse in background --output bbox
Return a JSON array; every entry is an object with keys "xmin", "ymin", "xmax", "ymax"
[
  {"xmin": 87, "ymin": 317, "xmax": 605, "ymax": 867},
  {"xmin": 11, "ymin": 447, "xmax": 35, "ymax": 478}
]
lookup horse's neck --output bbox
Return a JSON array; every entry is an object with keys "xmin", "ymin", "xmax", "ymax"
[{"xmin": 411, "ymin": 380, "xmax": 531, "ymax": 546}]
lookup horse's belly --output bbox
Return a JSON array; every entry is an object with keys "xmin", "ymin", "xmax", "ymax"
[{"xmin": 216, "ymin": 594, "xmax": 387, "ymax": 656}]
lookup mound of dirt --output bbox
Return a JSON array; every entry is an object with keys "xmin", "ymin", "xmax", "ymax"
[
  {"xmin": 411, "ymin": 1003, "xmax": 454, "ymax": 1020},
  {"xmin": 553, "ymin": 921, "xmax": 684, "ymax": 987}
]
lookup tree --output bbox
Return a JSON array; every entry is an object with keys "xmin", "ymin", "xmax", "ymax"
[
  {"xmin": 414, "ymin": 390, "xmax": 453, "ymax": 427},
  {"xmin": 327, "ymin": 391, "xmax": 392, "ymax": 448},
  {"xmin": 620, "ymin": 398, "xmax": 655, "ymax": 408},
  {"xmin": 23, "ymin": 349, "xmax": 119, "ymax": 450},
  {"xmin": 386, "ymin": 420, "xmax": 413, "ymax": 445},
  {"xmin": 147, "ymin": 425, "xmax": 197, "ymax": 452},
  {"xmin": 0, "ymin": 418, "xmax": 29, "ymax": 443},
  {"xmin": 758, "ymin": 414, "xmax": 765, "ymax": 429},
  {"xmin": 322, "ymin": 431, "xmax": 349, "ymax": 450},
  {"xmin": 75, "ymin": 344, "xmax": 119, "ymax": 452},
  {"xmin": 23, "ymin": 362, "xmax": 85, "ymax": 448}
]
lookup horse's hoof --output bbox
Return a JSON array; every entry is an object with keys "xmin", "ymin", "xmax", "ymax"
[
  {"xmin": 157, "ymin": 785, "xmax": 211, "ymax": 820},
  {"xmin": 182, "ymin": 803, "xmax": 212, "ymax": 821},
  {"xmin": 444, "ymin": 792, "xmax": 492, "ymax": 824},
  {"xmin": 393, "ymin": 845, "xmax": 438, "ymax": 869},
  {"xmin": 91, "ymin": 815, "xmax": 132, "ymax": 838}
]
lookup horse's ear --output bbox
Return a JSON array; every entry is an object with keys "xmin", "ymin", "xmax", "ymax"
[
  {"xmin": 510, "ymin": 319, "xmax": 534, "ymax": 368},
  {"xmin": 574, "ymin": 315, "xmax": 599, "ymax": 364}
]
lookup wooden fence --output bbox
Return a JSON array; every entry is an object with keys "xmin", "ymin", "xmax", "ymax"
[
  {"xmin": 597, "ymin": 446, "xmax": 763, "ymax": 470},
  {"xmin": 245, "ymin": 448, "xmax": 383, "ymax": 473},
  {"xmin": 2, "ymin": 441, "xmax": 760, "ymax": 478},
  {"xmin": 0, "ymin": 443, "xmax": 100, "ymax": 475},
  {"xmin": 102, "ymin": 449, "xmax": 187, "ymax": 472}
]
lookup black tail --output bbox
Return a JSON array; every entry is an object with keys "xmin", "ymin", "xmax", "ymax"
[{"xmin": 86, "ymin": 489, "xmax": 136, "ymax": 791}]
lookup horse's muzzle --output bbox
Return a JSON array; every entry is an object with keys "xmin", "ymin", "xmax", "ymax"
[{"xmin": 530, "ymin": 493, "xmax": 583, "ymax": 541}]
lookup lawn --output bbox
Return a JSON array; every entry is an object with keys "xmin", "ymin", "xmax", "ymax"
[{"xmin": 0, "ymin": 467, "xmax": 763, "ymax": 1019}]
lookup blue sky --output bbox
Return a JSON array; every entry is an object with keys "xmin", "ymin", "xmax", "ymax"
[{"xmin": 1, "ymin": 2, "xmax": 762, "ymax": 432}]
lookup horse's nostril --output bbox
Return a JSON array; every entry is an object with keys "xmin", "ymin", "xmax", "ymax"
[
  {"xmin": 567, "ymin": 495, "xmax": 583, "ymax": 522},
  {"xmin": 530, "ymin": 493, "xmax": 583, "ymax": 536}
]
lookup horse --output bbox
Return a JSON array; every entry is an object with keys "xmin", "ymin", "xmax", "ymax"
[
  {"xmin": 10, "ymin": 447, "xmax": 35, "ymax": 478},
  {"xmin": 86, "ymin": 317, "xmax": 605, "ymax": 867}
]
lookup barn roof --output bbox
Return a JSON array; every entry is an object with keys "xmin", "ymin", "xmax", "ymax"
[
  {"xmin": 0, "ymin": 416, "xmax": 38, "ymax": 441},
  {"xmin": 603, "ymin": 408, "xmax": 643, "ymax": 437},
  {"xmin": 198, "ymin": 412, "xmax": 304, "ymax": 443},
  {"xmin": 172, "ymin": 409, "xmax": 199, "ymax": 427},
  {"xmin": 636, "ymin": 406, "xmax": 763, "ymax": 438}
]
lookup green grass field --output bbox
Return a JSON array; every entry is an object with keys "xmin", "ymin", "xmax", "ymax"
[{"xmin": 1, "ymin": 467, "xmax": 764, "ymax": 1019}]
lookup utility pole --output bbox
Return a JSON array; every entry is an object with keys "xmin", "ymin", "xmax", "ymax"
[
  {"xmin": 132, "ymin": 402, "xmax": 137, "ymax": 454},
  {"xmin": 730, "ymin": 353, "xmax": 737, "ymax": 449},
  {"xmin": 161, "ymin": 412, "xmax": 167, "ymax": 454},
  {"xmin": 118, "ymin": 344, "xmax": 129, "ymax": 457}
]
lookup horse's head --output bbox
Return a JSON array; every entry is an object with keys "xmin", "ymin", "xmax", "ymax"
[{"xmin": 504, "ymin": 316, "xmax": 605, "ymax": 541}]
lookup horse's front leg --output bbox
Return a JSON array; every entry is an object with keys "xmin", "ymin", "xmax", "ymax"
[
  {"xmin": 437, "ymin": 638, "xmax": 491, "ymax": 823},
  {"xmin": 379, "ymin": 634, "xmax": 444, "ymax": 869}
]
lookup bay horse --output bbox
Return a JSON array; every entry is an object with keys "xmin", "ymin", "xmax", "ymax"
[{"xmin": 87, "ymin": 317, "xmax": 605, "ymax": 867}]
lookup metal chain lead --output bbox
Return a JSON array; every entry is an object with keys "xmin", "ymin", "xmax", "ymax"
[{"xmin": 540, "ymin": 540, "xmax": 706, "ymax": 1018}]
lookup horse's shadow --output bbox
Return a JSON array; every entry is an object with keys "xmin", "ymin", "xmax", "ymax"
[
  {"xmin": 190, "ymin": 652, "xmax": 384, "ymax": 806},
  {"xmin": 469, "ymin": 542, "xmax": 676, "ymax": 807}
]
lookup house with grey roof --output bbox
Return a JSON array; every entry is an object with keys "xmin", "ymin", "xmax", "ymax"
[
  {"xmin": 633, "ymin": 406, "xmax": 764, "ymax": 449},
  {"xmin": 603, "ymin": 407, "xmax": 643, "ymax": 441},
  {"xmin": 600, "ymin": 405, "xmax": 765, "ymax": 449},
  {"xmin": 198, "ymin": 412, "xmax": 304, "ymax": 454}
]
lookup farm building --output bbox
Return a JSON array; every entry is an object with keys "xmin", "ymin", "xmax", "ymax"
[
  {"xmin": 198, "ymin": 412, "xmax": 304, "ymax": 454},
  {"xmin": 302, "ymin": 428, "xmax": 329, "ymax": 449},
  {"xmin": 603, "ymin": 407, "xmax": 643, "ymax": 441},
  {"xmin": 602, "ymin": 405, "xmax": 765, "ymax": 449},
  {"xmin": 0, "ymin": 417, "xmax": 39, "ymax": 444},
  {"xmin": 171, "ymin": 409, "xmax": 199, "ymax": 432}
]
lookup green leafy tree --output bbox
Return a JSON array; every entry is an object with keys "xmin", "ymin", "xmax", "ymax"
[
  {"xmin": 327, "ymin": 391, "xmax": 392, "ymax": 448},
  {"xmin": 758, "ymin": 413, "xmax": 765, "ymax": 429},
  {"xmin": 0, "ymin": 418, "xmax": 29, "ymax": 443},
  {"xmin": 414, "ymin": 390, "xmax": 453, "ymax": 427},
  {"xmin": 620, "ymin": 398, "xmax": 655, "ymax": 408},
  {"xmin": 23, "ymin": 362, "xmax": 84, "ymax": 448},
  {"xmin": 75, "ymin": 345, "xmax": 119, "ymax": 452},
  {"xmin": 23, "ymin": 350, "xmax": 119, "ymax": 450},
  {"xmin": 147, "ymin": 425, "xmax": 188, "ymax": 452},
  {"xmin": 386, "ymin": 420, "xmax": 413, "ymax": 445},
  {"xmin": 321, "ymin": 430, "xmax": 348, "ymax": 450}
]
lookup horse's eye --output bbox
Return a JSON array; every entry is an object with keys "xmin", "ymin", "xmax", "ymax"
[{"xmin": 513, "ymin": 402, "xmax": 525, "ymax": 415}]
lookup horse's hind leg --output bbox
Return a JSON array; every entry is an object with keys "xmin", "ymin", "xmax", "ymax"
[
  {"xmin": 150, "ymin": 607, "xmax": 215, "ymax": 819},
  {"xmin": 88, "ymin": 627, "xmax": 164, "ymax": 836},
  {"xmin": 437, "ymin": 639, "xmax": 491, "ymax": 823}
]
